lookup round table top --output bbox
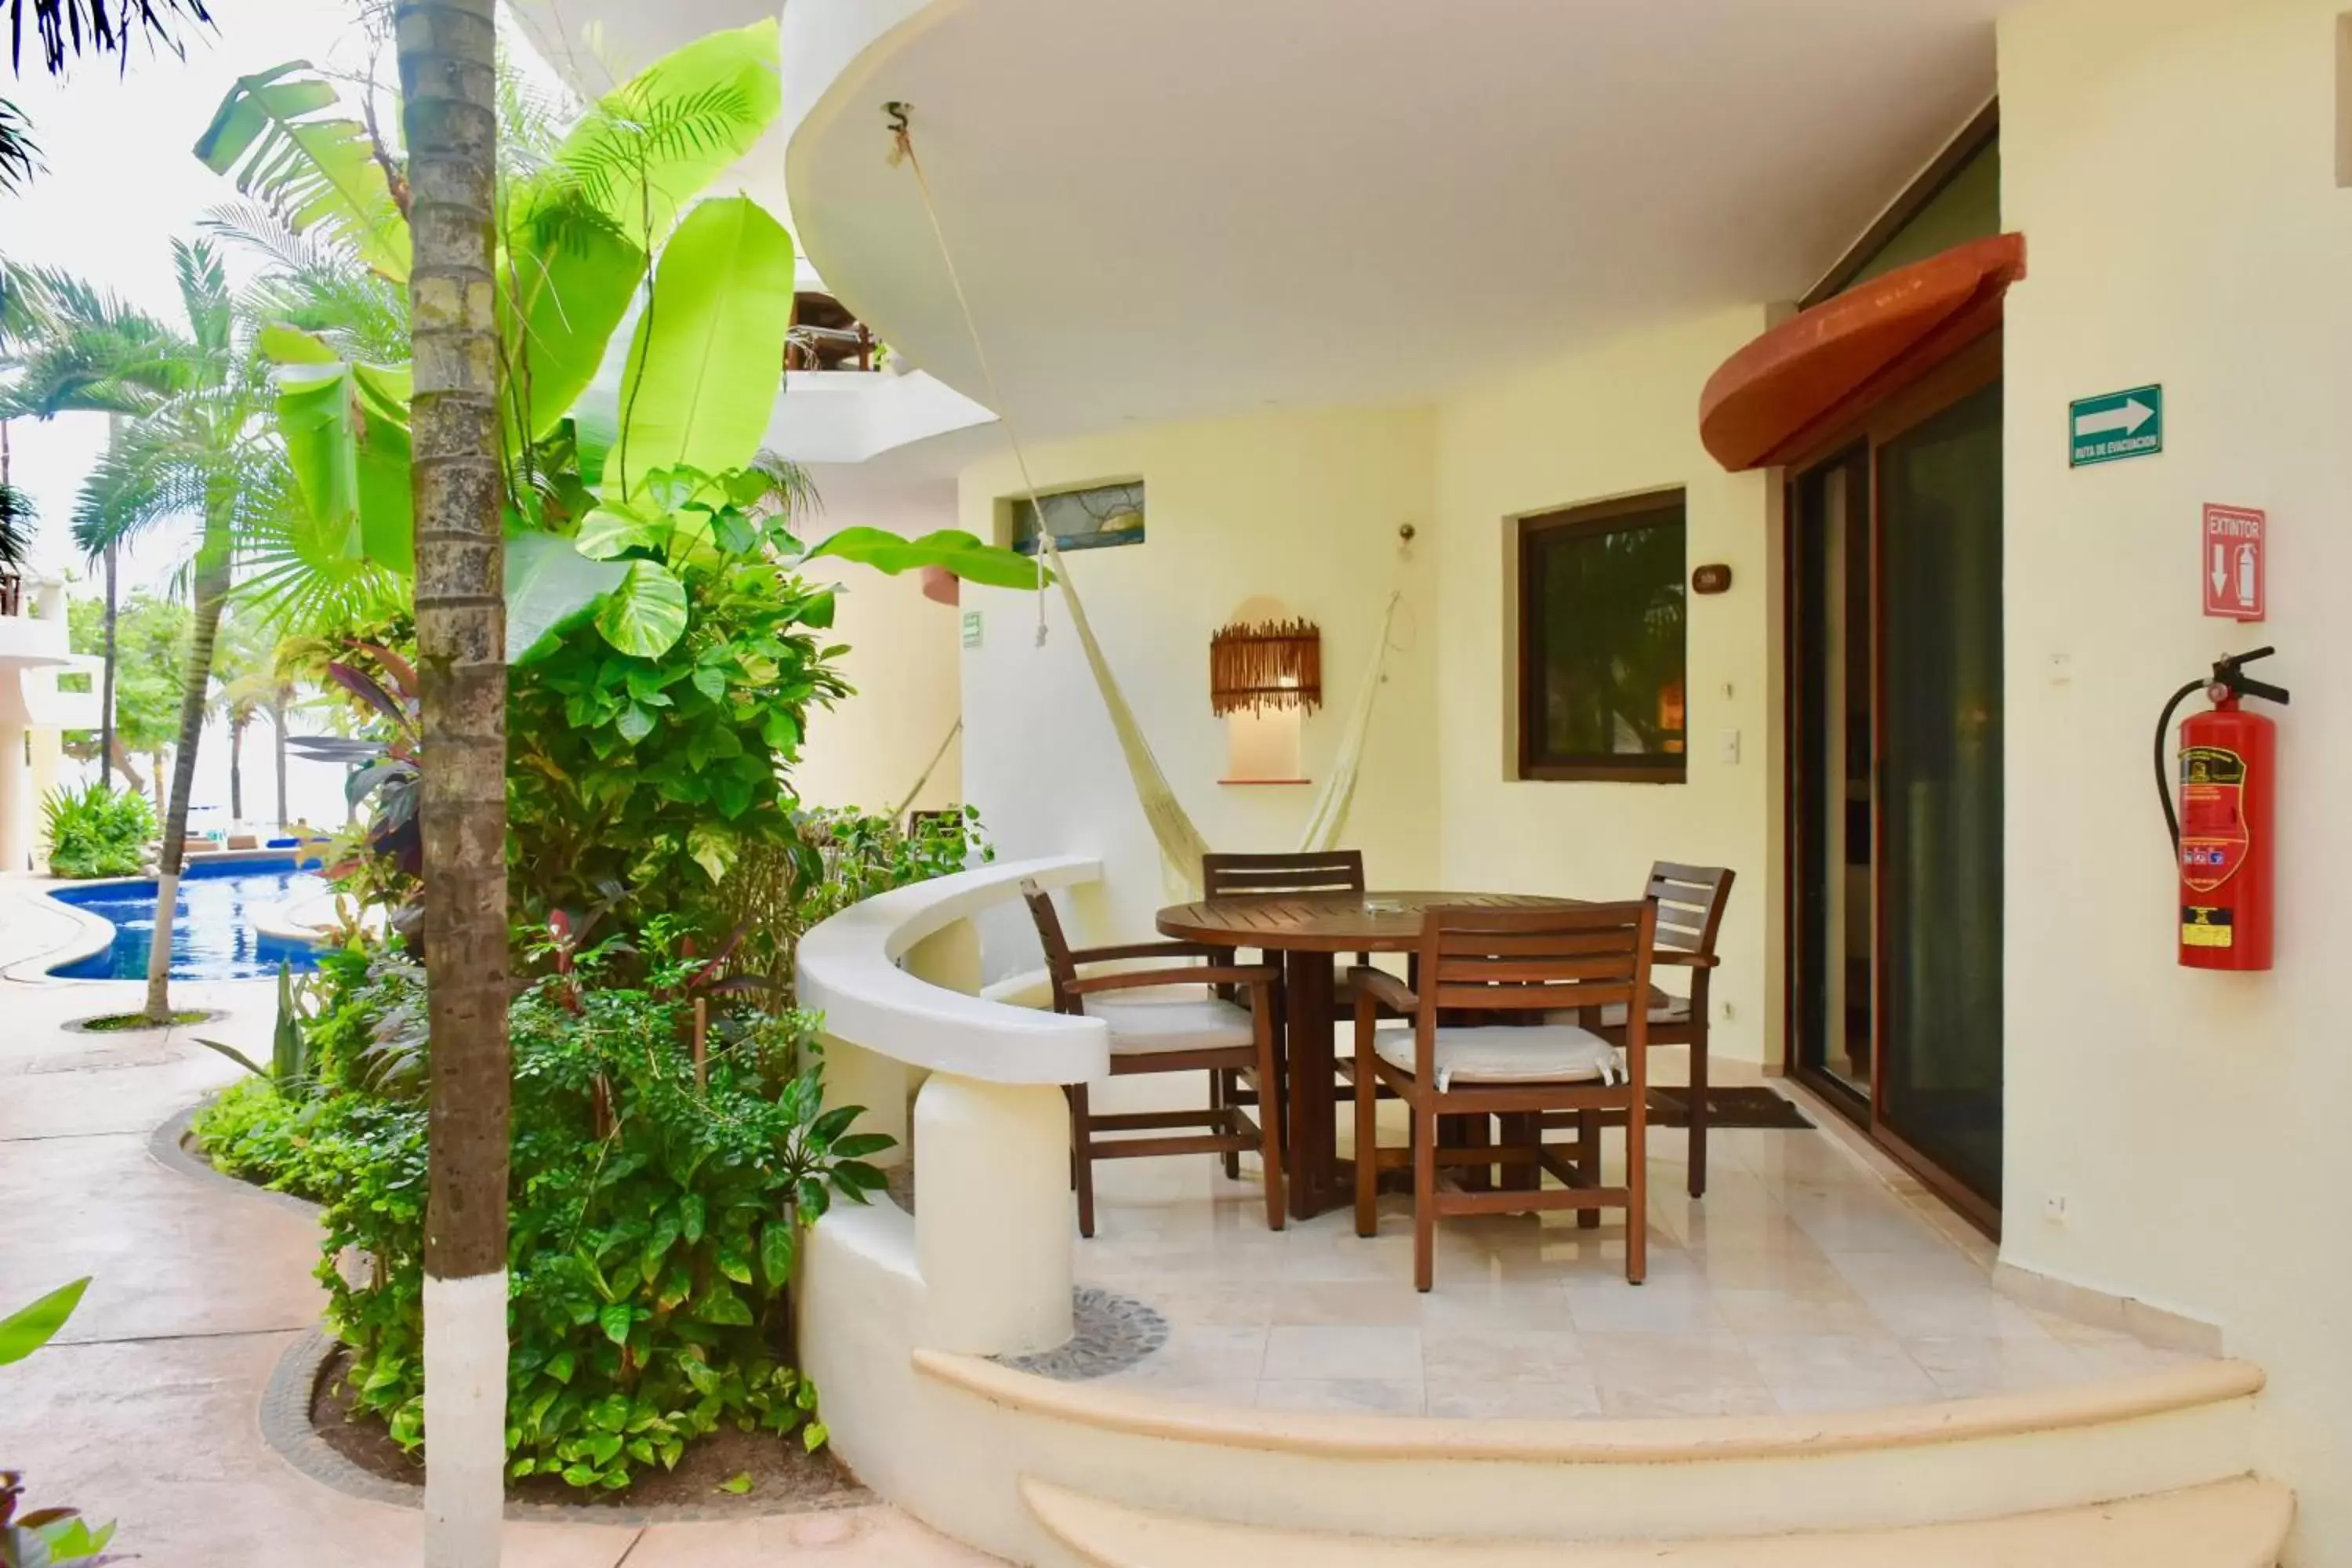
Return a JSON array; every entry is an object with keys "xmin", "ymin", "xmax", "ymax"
[{"xmin": 1156, "ymin": 890, "xmax": 1582, "ymax": 953}]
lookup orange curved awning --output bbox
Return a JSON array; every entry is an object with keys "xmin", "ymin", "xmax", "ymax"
[{"xmin": 1699, "ymin": 233, "xmax": 2026, "ymax": 473}]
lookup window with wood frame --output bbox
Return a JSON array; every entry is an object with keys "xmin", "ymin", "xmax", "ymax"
[{"xmin": 1516, "ymin": 492, "xmax": 1688, "ymax": 782}]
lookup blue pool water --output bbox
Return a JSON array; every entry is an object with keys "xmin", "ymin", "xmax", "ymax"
[{"xmin": 49, "ymin": 855, "xmax": 328, "ymax": 981}]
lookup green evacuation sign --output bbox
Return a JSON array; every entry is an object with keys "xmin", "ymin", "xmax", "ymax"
[{"xmin": 2070, "ymin": 385, "xmax": 2163, "ymax": 467}]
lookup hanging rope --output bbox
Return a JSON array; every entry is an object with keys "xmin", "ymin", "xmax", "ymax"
[
  {"xmin": 881, "ymin": 103, "xmax": 1398, "ymax": 887},
  {"xmin": 887, "ymin": 103, "xmax": 1211, "ymax": 890},
  {"xmin": 891, "ymin": 717, "xmax": 963, "ymax": 821},
  {"xmin": 1295, "ymin": 591, "xmax": 1402, "ymax": 854}
]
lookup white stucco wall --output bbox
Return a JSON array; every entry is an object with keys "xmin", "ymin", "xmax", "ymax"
[
  {"xmin": 1429, "ymin": 308, "xmax": 1780, "ymax": 1063},
  {"xmin": 956, "ymin": 405, "xmax": 1440, "ymax": 962},
  {"xmin": 1997, "ymin": 0, "xmax": 2352, "ymax": 1559}
]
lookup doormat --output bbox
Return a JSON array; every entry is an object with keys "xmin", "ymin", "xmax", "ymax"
[{"xmin": 1650, "ymin": 1086, "xmax": 1811, "ymax": 1130}]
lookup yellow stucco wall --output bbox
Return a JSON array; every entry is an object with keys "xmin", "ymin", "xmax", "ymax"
[
  {"xmin": 1998, "ymin": 0, "xmax": 2352, "ymax": 1559},
  {"xmin": 793, "ymin": 552, "xmax": 964, "ymax": 818},
  {"xmin": 1429, "ymin": 307, "xmax": 1780, "ymax": 1063}
]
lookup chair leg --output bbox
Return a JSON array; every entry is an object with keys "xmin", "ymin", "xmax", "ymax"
[
  {"xmin": 1626, "ymin": 1094, "xmax": 1647, "ymax": 1288},
  {"xmin": 1353, "ymin": 1060, "xmax": 1378, "ymax": 1238},
  {"xmin": 1412, "ymin": 1104, "xmax": 1437, "ymax": 1293},
  {"xmin": 1069, "ymin": 1082, "xmax": 1097, "ymax": 1240},
  {"xmin": 1254, "ymin": 1014, "xmax": 1285, "ymax": 1232},
  {"xmin": 1576, "ymin": 1108, "xmax": 1602, "ymax": 1230},
  {"xmin": 1214, "ymin": 1069, "xmax": 1240, "ymax": 1180},
  {"xmin": 1686, "ymin": 1032, "xmax": 1708, "ymax": 1200}
]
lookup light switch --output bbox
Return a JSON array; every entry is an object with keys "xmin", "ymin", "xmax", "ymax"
[{"xmin": 1718, "ymin": 728, "xmax": 1741, "ymax": 766}]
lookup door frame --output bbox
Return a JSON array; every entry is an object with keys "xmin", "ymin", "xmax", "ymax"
[{"xmin": 1780, "ymin": 329, "xmax": 2005, "ymax": 1238}]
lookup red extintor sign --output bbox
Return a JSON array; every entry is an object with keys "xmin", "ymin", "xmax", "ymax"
[{"xmin": 2202, "ymin": 504, "xmax": 2265, "ymax": 621}]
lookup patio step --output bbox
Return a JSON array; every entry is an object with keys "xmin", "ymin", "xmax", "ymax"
[{"xmin": 1022, "ymin": 1475, "xmax": 2293, "ymax": 1566}]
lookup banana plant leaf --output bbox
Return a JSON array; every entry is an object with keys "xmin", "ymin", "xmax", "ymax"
[
  {"xmin": 274, "ymin": 361, "xmax": 414, "ymax": 576},
  {"xmin": 498, "ymin": 206, "xmax": 645, "ymax": 456},
  {"xmin": 606, "ymin": 197, "xmax": 794, "ymax": 499},
  {"xmin": 506, "ymin": 532, "xmax": 630, "ymax": 665},
  {"xmin": 804, "ymin": 527, "xmax": 1050, "ymax": 590},
  {"xmin": 194, "ymin": 62, "xmax": 410, "ymax": 282}
]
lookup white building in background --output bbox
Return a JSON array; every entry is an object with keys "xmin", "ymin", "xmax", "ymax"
[{"xmin": 0, "ymin": 569, "xmax": 101, "ymax": 873}]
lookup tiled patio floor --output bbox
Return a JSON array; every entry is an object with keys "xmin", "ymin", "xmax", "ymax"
[{"xmin": 1069, "ymin": 1053, "xmax": 2203, "ymax": 1420}]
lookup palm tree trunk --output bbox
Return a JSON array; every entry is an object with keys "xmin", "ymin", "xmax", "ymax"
[
  {"xmin": 109, "ymin": 737, "xmax": 143, "ymax": 797},
  {"xmin": 401, "ymin": 4, "xmax": 510, "ymax": 1561},
  {"xmin": 272, "ymin": 698, "xmax": 289, "ymax": 827},
  {"xmin": 100, "ymin": 538, "xmax": 119, "ymax": 791},
  {"xmin": 227, "ymin": 716, "xmax": 245, "ymax": 822},
  {"xmin": 143, "ymin": 546, "xmax": 228, "ymax": 1022}
]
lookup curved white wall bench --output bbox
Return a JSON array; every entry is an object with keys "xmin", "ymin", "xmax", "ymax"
[{"xmin": 797, "ymin": 854, "xmax": 1102, "ymax": 1364}]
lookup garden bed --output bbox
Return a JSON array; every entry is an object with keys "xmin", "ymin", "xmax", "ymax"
[{"xmin": 307, "ymin": 1341, "xmax": 869, "ymax": 1514}]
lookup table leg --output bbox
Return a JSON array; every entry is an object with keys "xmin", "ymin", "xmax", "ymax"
[{"xmin": 1283, "ymin": 949, "xmax": 1338, "ymax": 1220}]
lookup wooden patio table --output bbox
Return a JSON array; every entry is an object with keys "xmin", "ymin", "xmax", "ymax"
[{"xmin": 1156, "ymin": 889, "xmax": 1581, "ymax": 1220}]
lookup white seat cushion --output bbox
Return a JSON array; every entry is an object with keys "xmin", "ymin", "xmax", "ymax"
[
  {"xmin": 1085, "ymin": 986, "xmax": 1257, "ymax": 1054},
  {"xmin": 1373, "ymin": 1023, "xmax": 1627, "ymax": 1091}
]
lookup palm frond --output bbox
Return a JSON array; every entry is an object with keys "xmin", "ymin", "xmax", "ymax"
[
  {"xmin": 69, "ymin": 414, "xmax": 204, "ymax": 555},
  {"xmin": 0, "ymin": 95, "xmax": 40, "ymax": 193},
  {"xmin": 172, "ymin": 238, "xmax": 233, "ymax": 359},
  {"xmin": 0, "ymin": 478, "xmax": 34, "ymax": 568},
  {"xmin": 749, "ymin": 448, "xmax": 822, "ymax": 523},
  {"xmin": 550, "ymin": 84, "xmax": 755, "ymax": 223},
  {"xmin": 10, "ymin": 0, "xmax": 216, "ymax": 76}
]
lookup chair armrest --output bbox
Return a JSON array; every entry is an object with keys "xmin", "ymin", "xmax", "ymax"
[
  {"xmin": 1651, "ymin": 952, "xmax": 1721, "ymax": 969},
  {"xmin": 1065, "ymin": 964, "xmax": 1279, "ymax": 996},
  {"xmin": 1069, "ymin": 940, "xmax": 1229, "ymax": 964},
  {"xmin": 1348, "ymin": 966, "xmax": 1417, "ymax": 1013}
]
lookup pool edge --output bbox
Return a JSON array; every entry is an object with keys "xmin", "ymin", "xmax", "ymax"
[{"xmin": 20, "ymin": 853, "xmax": 328, "ymax": 983}]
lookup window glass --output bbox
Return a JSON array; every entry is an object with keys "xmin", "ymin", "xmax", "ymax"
[
  {"xmin": 1008, "ymin": 481, "xmax": 1145, "ymax": 555},
  {"xmin": 1519, "ymin": 496, "xmax": 1687, "ymax": 779}
]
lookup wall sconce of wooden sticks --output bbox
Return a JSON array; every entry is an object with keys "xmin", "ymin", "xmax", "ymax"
[{"xmin": 1209, "ymin": 617, "xmax": 1323, "ymax": 716}]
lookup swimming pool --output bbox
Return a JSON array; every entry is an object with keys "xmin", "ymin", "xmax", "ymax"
[{"xmin": 48, "ymin": 855, "xmax": 328, "ymax": 981}]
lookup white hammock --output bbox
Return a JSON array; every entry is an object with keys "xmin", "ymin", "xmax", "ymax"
[{"xmin": 889, "ymin": 113, "xmax": 1401, "ymax": 896}]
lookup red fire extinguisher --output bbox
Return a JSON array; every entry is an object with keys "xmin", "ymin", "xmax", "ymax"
[{"xmin": 2154, "ymin": 647, "xmax": 2289, "ymax": 970}]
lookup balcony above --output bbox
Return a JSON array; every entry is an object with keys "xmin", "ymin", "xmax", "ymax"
[
  {"xmin": 780, "ymin": 0, "xmax": 2006, "ymax": 442},
  {"xmin": 0, "ymin": 573, "xmax": 70, "ymax": 669}
]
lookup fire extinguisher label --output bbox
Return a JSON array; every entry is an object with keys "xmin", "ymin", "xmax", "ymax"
[
  {"xmin": 2182, "ymin": 906, "xmax": 2235, "ymax": 948},
  {"xmin": 2179, "ymin": 745, "xmax": 2250, "ymax": 893}
]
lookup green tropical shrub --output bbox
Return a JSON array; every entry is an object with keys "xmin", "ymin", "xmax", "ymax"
[
  {"xmin": 40, "ymin": 782, "xmax": 156, "ymax": 879},
  {"xmin": 195, "ymin": 947, "xmax": 887, "ymax": 1491}
]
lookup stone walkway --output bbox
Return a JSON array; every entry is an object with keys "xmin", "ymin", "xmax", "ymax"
[{"xmin": 0, "ymin": 880, "xmax": 994, "ymax": 1567}]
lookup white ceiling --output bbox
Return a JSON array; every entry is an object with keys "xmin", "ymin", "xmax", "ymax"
[{"xmin": 782, "ymin": 0, "xmax": 2003, "ymax": 441}]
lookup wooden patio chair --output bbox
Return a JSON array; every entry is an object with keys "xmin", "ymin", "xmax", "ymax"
[
  {"xmin": 1350, "ymin": 900, "xmax": 1657, "ymax": 1290},
  {"xmin": 1022, "ymin": 878, "xmax": 1285, "ymax": 1237},
  {"xmin": 1542, "ymin": 862, "xmax": 1734, "ymax": 1200},
  {"xmin": 1198, "ymin": 850, "xmax": 1375, "ymax": 1174}
]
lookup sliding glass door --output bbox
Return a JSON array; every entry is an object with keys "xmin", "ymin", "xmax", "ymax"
[{"xmin": 1788, "ymin": 359, "xmax": 2004, "ymax": 1225}]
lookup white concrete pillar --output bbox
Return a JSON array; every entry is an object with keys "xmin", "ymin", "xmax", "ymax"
[
  {"xmin": 27, "ymin": 726, "xmax": 60, "ymax": 866},
  {"xmin": 913, "ymin": 1071, "xmax": 1073, "ymax": 1357},
  {"xmin": 0, "ymin": 722, "xmax": 29, "ymax": 874},
  {"xmin": 823, "ymin": 1036, "xmax": 913, "ymax": 1168}
]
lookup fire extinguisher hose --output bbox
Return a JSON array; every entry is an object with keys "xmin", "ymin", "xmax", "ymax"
[{"xmin": 2154, "ymin": 677, "xmax": 2208, "ymax": 854}]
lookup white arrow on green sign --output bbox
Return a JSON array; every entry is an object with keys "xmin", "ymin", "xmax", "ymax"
[{"xmin": 2070, "ymin": 385, "xmax": 2163, "ymax": 467}]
